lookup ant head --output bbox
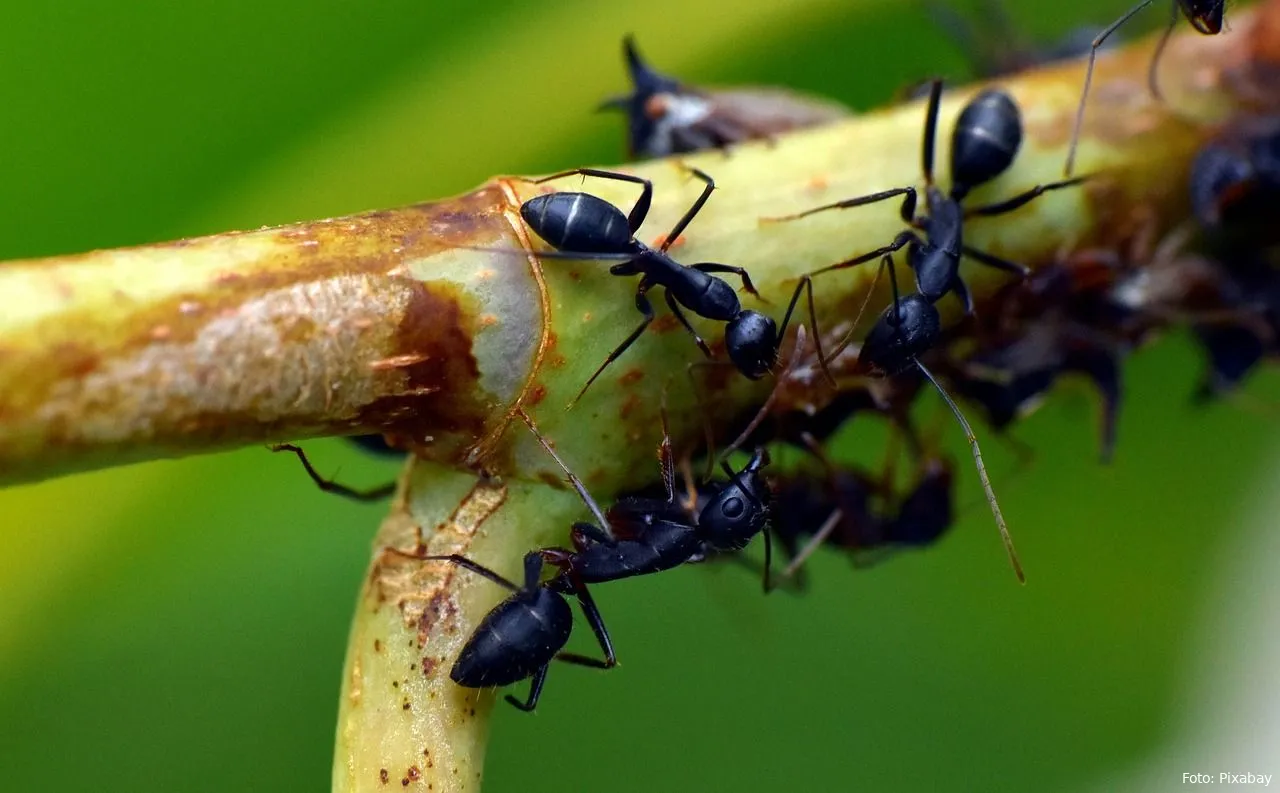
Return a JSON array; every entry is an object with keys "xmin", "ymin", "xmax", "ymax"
[
  {"xmin": 861, "ymin": 295, "xmax": 941, "ymax": 375},
  {"xmin": 699, "ymin": 447, "xmax": 771, "ymax": 551},
  {"xmin": 725, "ymin": 311, "xmax": 779, "ymax": 380},
  {"xmin": 950, "ymin": 89, "xmax": 1022, "ymax": 199},
  {"xmin": 1180, "ymin": 1, "xmax": 1224, "ymax": 34}
]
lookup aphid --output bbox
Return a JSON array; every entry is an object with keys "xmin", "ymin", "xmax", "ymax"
[
  {"xmin": 515, "ymin": 166, "xmax": 818, "ymax": 405},
  {"xmin": 1064, "ymin": 0, "xmax": 1228, "ymax": 177},
  {"xmin": 769, "ymin": 79, "xmax": 1085, "ymax": 318},
  {"xmin": 1189, "ymin": 119, "xmax": 1280, "ymax": 235},
  {"xmin": 948, "ymin": 323, "xmax": 1124, "ymax": 463},
  {"xmin": 857, "ymin": 255, "xmax": 1025, "ymax": 582},
  {"xmin": 600, "ymin": 35, "xmax": 850, "ymax": 160}
]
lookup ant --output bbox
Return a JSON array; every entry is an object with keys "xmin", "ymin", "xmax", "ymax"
[
  {"xmin": 513, "ymin": 165, "xmax": 818, "ymax": 406},
  {"xmin": 395, "ymin": 407, "xmax": 773, "ymax": 711},
  {"xmin": 1063, "ymin": 0, "xmax": 1227, "ymax": 177},
  {"xmin": 599, "ymin": 35, "xmax": 849, "ymax": 160},
  {"xmin": 851, "ymin": 254, "xmax": 1025, "ymax": 582},
  {"xmin": 768, "ymin": 79, "xmax": 1086, "ymax": 319}
]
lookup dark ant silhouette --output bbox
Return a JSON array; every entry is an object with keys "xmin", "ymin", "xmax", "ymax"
[
  {"xmin": 767, "ymin": 79, "xmax": 1085, "ymax": 318},
  {"xmin": 600, "ymin": 35, "xmax": 849, "ymax": 160},
  {"xmin": 514, "ymin": 166, "xmax": 819, "ymax": 406},
  {"xmin": 1063, "ymin": 0, "xmax": 1228, "ymax": 177}
]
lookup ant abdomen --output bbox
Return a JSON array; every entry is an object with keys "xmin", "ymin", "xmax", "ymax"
[
  {"xmin": 450, "ymin": 588, "xmax": 574, "ymax": 688},
  {"xmin": 951, "ymin": 89, "xmax": 1022, "ymax": 196},
  {"xmin": 861, "ymin": 295, "xmax": 942, "ymax": 375},
  {"xmin": 521, "ymin": 192, "xmax": 636, "ymax": 253},
  {"xmin": 1183, "ymin": 0, "xmax": 1224, "ymax": 34}
]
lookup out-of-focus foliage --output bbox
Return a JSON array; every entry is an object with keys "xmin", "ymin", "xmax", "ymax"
[{"xmin": 1, "ymin": 1, "xmax": 1277, "ymax": 791}]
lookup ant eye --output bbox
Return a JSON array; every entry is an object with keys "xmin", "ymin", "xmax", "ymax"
[{"xmin": 720, "ymin": 496, "xmax": 745, "ymax": 519}]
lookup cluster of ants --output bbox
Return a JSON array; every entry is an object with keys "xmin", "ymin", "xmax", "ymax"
[{"xmin": 276, "ymin": 0, "xmax": 1261, "ymax": 713}]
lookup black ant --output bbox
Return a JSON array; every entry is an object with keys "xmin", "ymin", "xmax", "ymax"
[
  {"xmin": 599, "ymin": 35, "xmax": 849, "ymax": 160},
  {"xmin": 514, "ymin": 166, "xmax": 818, "ymax": 405},
  {"xmin": 854, "ymin": 255, "xmax": 1025, "ymax": 582},
  {"xmin": 398, "ymin": 407, "xmax": 772, "ymax": 711},
  {"xmin": 404, "ymin": 548, "xmax": 616, "ymax": 713},
  {"xmin": 768, "ymin": 79, "xmax": 1085, "ymax": 319},
  {"xmin": 1063, "ymin": 0, "xmax": 1227, "ymax": 177}
]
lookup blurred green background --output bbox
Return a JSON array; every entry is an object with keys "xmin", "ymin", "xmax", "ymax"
[{"xmin": 3, "ymin": 1, "xmax": 1279, "ymax": 791}]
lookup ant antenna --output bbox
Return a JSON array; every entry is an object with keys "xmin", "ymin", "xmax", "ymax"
[
  {"xmin": 914, "ymin": 360, "xmax": 1025, "ymax": 583},
  {"xmin": 1146, "ymin": 0, "xmax": 1180, "ymax": 101},
  {"xmin": 516, "ymin": 409, "xmax": 615, "ymax": 537},
  {"xmin": 1064, "ymin": 0, "xmax": 1155, "ymax": 177}
]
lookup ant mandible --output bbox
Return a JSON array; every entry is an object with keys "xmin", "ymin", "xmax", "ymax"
[
  {"xmin": 515, "ymin": 166, "xmax": 819, "ymax": 406},
  {"xmin": 1063, "ymin": 0, "xmax": 1226, "ymax": 177},
  {"xmin": 768, "ymin": 79, "xmax": 1085, "ymax": 322}
]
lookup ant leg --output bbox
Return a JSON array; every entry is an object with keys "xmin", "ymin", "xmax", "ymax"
[
  {"xmin": 569, "ymin": 283, "xmax": 657, "ymax": 409},
  {"xmin": 505, "ymin": 665, "xmax": 549, "ymax": 712},
  {"xmin": 811, "ymin": 231, "xmax": 916, "ymax": 279},
  {"xmin": 1064, "ymin": 0, "xmax": 1155, "ymax": 177},
  {"xmin": 691, "ymin": 262, "xmax": 766, "ymax": 302},
  {"xmin": 526, "ymin": 167, "xmax": 654, "ymax": 232},
  {"xmin": 965, "ymin": 176, "xmax": 1088, "ymax": 217},
  {"xmin": 570, "ymin": 521, "xmax": 614, "ymax": 546},
  {"xmin": 1147, "ymin": 0, "xmax": 1181, "ymax": 101},
  {"xmin": 517, "ymin": 409, "xmax": 615, "ymax": 537},
  {"xmin": 664, "ymin": 289, "xmax": 713, "ymax": 358},
  {"xmin": 270, "ymin": 443, "xmax": 396, "ymax": 502},
  {"xmin": 914, "ymin": 360, "xmax": 1025, "ymax": 583},
  {"xmin": 416, "ymin": 553, "xmax": 523, "ymax": 592},
  {"xmin": 777, "ymin": 277, "xmax": 832, "ymax": 385},
  {"xmin": 556, "ymin": 575, "xmax": 617, "ymax": 670},
  {"xmin": 779, "ymin": 508, "xmax": 844, "ymax": 581},
  {"xmin": 660, "ymin": 167, "xmax": 716, "ymax": 251},
  {"xmin": 921, "ymin": 79, "xmax": 943, "ymax": 186},
  {"xmin": 961, "ymin": 245, "xmax": 1031, "ymax": 279},
  {"xmin": 760, "ymin": 526, "xmax": 774, "ymax": 594},
  {"xmin": 763, "ymin": 187, "xmax": 917, "ymax": 224}
]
